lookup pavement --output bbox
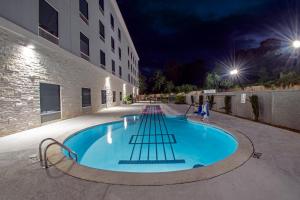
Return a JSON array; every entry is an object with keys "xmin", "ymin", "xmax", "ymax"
[{"xmin": 0, "ymin": 103, "xmax": 300, "ymax": 200}]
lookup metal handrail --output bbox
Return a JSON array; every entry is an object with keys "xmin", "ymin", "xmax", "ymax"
[
  {"xmin": 38, "ymin": 138, "xmax": 78, "ymax": 168},
  {"xmin": 184, "ymin": 104, "xmax": 195, "ymax": 117}
]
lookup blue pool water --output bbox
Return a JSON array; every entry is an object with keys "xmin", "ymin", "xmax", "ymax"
[{"xmin": 64, "ymin": 106, "xmax": 238, "ymax": 173}]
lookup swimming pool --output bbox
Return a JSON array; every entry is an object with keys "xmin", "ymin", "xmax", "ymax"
[{"xmin": 63, "ymin": 105, "xmax": 238, "ymax": 173}]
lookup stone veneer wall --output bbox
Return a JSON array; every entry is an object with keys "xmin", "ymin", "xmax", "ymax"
[
  {"xmin": 0, "ymin": 28, "xmax": 133, "ymax": 136},
  {"xmin": 186, "ymin": 90, "xmax": 300, "ymax": 131}
]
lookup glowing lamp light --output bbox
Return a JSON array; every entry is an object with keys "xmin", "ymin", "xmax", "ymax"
[
  {"xmin": 230, "ymin": 69, "xmax": 239, "ymax": 76},
  {"xmin": 293, "ymin": 40, "xmax": 300, "ymax": 49},
  {"xmin": 26, "ymin": 44, "xmax": 35, "ymax": 49}
]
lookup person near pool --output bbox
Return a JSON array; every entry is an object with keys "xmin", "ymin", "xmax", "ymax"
[{"xmin": 197, "ymin": 99, "xmax": 210, "ymax": 121}]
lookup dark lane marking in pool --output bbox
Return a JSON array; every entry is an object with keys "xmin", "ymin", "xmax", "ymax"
[
  {"xmin": 129, "ymin": 106, "xmax": 147, "ymax": 160},
  {"xmin": 157, "ymin": 107, "xmax": 167, "ymax": 160},
  {"xmin": 160, "ymin": 112, "xmax": 176, "ymax": 160},
  {"xmin": 138, "ymin": 106, "xmax": 150, "ymax": 160},
  {"xmin": 147, "ymin": 106, "xmax": 153, "ymax": 160}
]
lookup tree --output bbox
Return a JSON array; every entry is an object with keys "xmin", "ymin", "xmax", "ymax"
[
  {"xmin": 174, "ymin": 84, "xmax": 197, "ymax": 93},
  {"xmin": 138, "ymin": 73, "xmax": 147, "ymax": 94},
  {"xmin": 205, "ymin": 73, "xmax": 221, "ymax": 89},
  {"xmin": 164, "ymin": 81, "xmax": 174, "ymax": 94},
  {"xmin": 152, "ymin": 70, "xmax": 166, "ymax": 93}
]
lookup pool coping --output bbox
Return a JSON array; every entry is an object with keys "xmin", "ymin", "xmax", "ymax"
[{"xmin": 47, "ymin": 113, "xmax": 254, "ymax": 186}]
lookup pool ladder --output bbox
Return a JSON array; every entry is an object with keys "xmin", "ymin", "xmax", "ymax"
[{"xmin": 38, "ymin": 138, "xmax": 78, "ymax": 169}]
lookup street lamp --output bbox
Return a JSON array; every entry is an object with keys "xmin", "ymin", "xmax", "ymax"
[
  {"xmin": 229, "ymin": 69, "xmax": 239, "ymax": 75},
  {"xmin": 229, "ymin": 68, "xmax": 244, "ymax": 90},
  {"xmin": 293, "ymin": 40, "xmax": 300, "ymax": 49}
]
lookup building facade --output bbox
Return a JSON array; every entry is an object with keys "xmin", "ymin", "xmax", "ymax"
[{"xmin": 0, "ymin": 0, "xmax": 139, "ymax": 136}]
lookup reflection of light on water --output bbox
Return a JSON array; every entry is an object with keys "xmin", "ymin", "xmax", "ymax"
[
  {"xmin": 107, "ymin": 126, "xmax": 112, "ymax": 144},
  {"xmin": 133, "ymin": 116, "xmax": 136, "ymax": 121},
  {"xmin": 124, "ymin": 117, "xmax": 128, "ymax": 129}
]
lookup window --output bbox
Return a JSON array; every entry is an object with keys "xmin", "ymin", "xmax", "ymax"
[
  {"xmin": 100, "ymin": 50, "xmax": 105, "ymax": 68},
  {"xmin": 118, "ymin": 28, "xmax": 121, "ymax": 41},
  {"xmin": 118, "ymin": 47, "xmax": 121, "ymax": 60},
  {"xmin": 128, "ymin": 60, "xmax": 130, "ymax": 69},
  {"xmin": 101, "ymin": 90, "xmax": 107, "ymax": 104},
  {"xmin": 40, "ymin": 83, "xmax": 60, "ymax": 114},
  {"xmin": 82, "ymin": 88, "xmax": 91, "ymax": 107},
  {"xmin": 80, "ymin": 32, "xmax": 89, "ymax": 60},
  {"xmin": 119, "ymin": 66, "xmax": 122, "ymax": 77},
  {"xmin": 120, "ymin": 92, "xmax": 122, "ymax": 101},
  {"xmin": 127, "ymin": 46, "xmax": 129, "ymax": 55},
  {"xmin": 99, "ymin": 20, "xmax": 105, "ymax": 41},
  {"xmin": 99, "ymin": 0, "xmax": 104, "ymax": 13},
  {"xmin": 39, "ymin": 0, "xmax": 59, "ymax": 44},
  {"xmin": 79, "ymin": 0, "xmax": 89, "ymax": 24},
  {"xmin": 112, "ymin": 60, "xmax": 115, "ymax": 74},
  {"xmin": 113, "ymin": 91, "xmax": 116, "ymax": 102},
  {"xmin": 110, "ymin": 13, "xmax": 114, "ymax": 30},
  {"xmin": 111, "ymin": 37, "xmax": 115, "ymax": 52}
]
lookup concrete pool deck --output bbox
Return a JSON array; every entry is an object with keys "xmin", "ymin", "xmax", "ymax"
[{"xmin": 1, "ymin": 104, "xmax": 300, "ymax": 199}]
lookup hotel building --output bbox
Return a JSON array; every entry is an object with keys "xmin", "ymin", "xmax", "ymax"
[{"xmin": 0, "ymin": 0, "xmax": 139, "ymax": 135}]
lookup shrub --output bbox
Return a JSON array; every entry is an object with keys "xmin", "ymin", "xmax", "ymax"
[
  {"xmin": 175, "ymin": 95, "xmax": 186, "ymax": 104},
  {"xmin": 124, "ymin": 95, "xmax": 133, "ymax": 104},
  {"xmin": 224, "ymin": 96, "xmax": 232, "ymax": 114},
  {"xmin": 249, "ymin": 95, "xmax": 259, "ymax": 121}
]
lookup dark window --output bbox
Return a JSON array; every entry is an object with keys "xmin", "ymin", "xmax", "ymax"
[
  {"xmin": 39, "ymin": 0, "xmax": 58, "ymax": 37},
  {"xmin": 128, "ymin": 60, "xmax": 130, "ymax": 69},
  {"xmin": 119, "ymin": 66, "xmax": 122, "ymax": 77},
  {"xmin": 99, "ymin": 0, "xmax": 104, "ymax": 12},
  {"xmin": 110, "ymin": 13, "xmax": 114, "ymax": 30},
  {"xmin": 40, "ymin": 83, "xmax": 60, "ymax": 114},
  {"xmin": 118, "ymin": 47, "xmax": 121, "ymax": 60},
  {"xmin": 118, "ymin": 28, "xmax": 121, "ymax": 41},
  {"xmin": 82, "ymin": 88, "xmax": 91, "ymax": 107},
  {"xmin": 101, "ymin": 90, "xmax": 107, "ymax": 104},
  {"xmin": 79, "ymin": 0, "xmax": 88, "ymax": 20},
  {"xmin": 120, "ymin": 92, "xmax": 122, "ymax": 101},
  {"xmin": 127, "ymin": 46, "xmax": 129, "ymax": 55},
  {"xmin": 99, "ymin": 20, "xmax": 105, "ymax": 41},
  {"xmin": 100, "ymin": 50, "xmax": 105, "ymax": 67},
  {"xmin": 113, "ymin": 91, "xmax": 116, "ymax": 102},
  {"xmin": 80, "ymin": 32, "xmax": 89, "ymax": 56},
  {"xmin": 112, "ymin": 60, "xmax": 115, "ymax": 74},
  {"xmin": 111, "ymin": 37, "xmax": 115, "ymax": 52}
]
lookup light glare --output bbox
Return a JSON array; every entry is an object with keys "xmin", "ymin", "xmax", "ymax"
[
  {"xmin": 293, "ymin": 40, "xmax": 300, "ymax": 48},
  {"xmin": 230, "ymin": 69, "xmax": 239, "ymax": 75}
]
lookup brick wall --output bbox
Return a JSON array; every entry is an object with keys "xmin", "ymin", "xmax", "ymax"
[{"xmin": 0, "ymin": 28, "xmax": 133, "ymax": 136}]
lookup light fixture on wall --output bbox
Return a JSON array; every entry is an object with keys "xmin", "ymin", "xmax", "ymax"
[{"xmin": 26, "ymin": 44, "xmax": 35, "ymax": 49}]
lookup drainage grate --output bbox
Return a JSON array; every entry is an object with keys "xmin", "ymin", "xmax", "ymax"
[{"xmin": 252, "ymin": 152, "xmax": 262, "ymax": 159}]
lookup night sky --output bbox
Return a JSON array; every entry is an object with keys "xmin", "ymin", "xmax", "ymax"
[{"xmin": 117, "ymin": 0, "xmax": 299, "ymax": 75}]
